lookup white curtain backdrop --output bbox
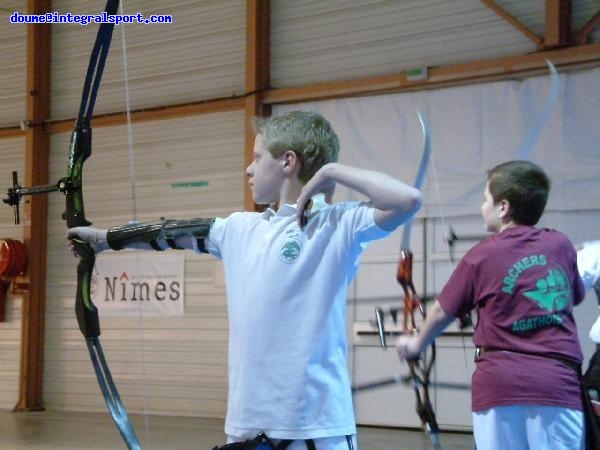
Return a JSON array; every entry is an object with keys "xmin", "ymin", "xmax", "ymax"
[{"xmin": 274, "ymin": 67, "xmax": 600, "ymax": 218}]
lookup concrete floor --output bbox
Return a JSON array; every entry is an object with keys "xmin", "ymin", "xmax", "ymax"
[{"xmin": 0, "ymin": 409, "xmax": 475, "ymax": 450}]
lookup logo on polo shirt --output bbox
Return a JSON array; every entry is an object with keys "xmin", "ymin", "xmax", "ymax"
[
  {"xmin": 523, "ymin": 267, "xmax": 571, "ymax": 312},
  {"xmin": 279, "ymin": 238, "xmax": 302, "ymax": 263},
  {"xmin": 511, "ymin": 264, "xmax": 573, "ymax": 333}
]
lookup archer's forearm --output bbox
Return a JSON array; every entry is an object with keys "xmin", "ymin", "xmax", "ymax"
[
  {"xmin": 105, "ymin": 218, "xmax": 214, "ymax": 252},
  {"xmin": 318, "ymin": 163, "xmax": 422, "ymax": 230},
  {"xmin": 322, "ymin": 163, "xmax": 422, "ymax": 211}
]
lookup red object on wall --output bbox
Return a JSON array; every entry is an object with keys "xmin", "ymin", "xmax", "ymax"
[{"xmin": 0, "ymin": 239, "xmax": 28, "ymax": 322}]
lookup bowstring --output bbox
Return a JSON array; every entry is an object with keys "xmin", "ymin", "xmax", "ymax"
[
  {"xmin": 118, "ymin": 1, "xmax": 150, "ymax": 445},
  {"xmin": 428, "ymin": 151, "xmax": 472, "ymax": 382},
  {"xmin": 119, "ymin": 1, "xmax": 138, "ymax": 223}
]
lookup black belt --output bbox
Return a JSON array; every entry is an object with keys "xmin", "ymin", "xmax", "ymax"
[
  {"xmin": 475, "ymin": 346, "xmax": 581, "ymax": 375},
  {"xmin": 213, "ymin": 433, "xmax": 355, "ymax": 450}
]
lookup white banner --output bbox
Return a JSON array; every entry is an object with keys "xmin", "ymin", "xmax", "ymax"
[{"xmin": 91, "ymin": 252, "xmax": 185, "ymax": 317}]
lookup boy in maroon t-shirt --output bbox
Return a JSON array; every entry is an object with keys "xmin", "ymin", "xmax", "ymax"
[{"xmin": 397, "ymin": 160, "xmax": 586, "ymax": 450}]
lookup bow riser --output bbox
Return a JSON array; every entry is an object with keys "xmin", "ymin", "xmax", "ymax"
[{"xmin": 65, "ymin": 126, "xmax": 93, "ymax": 229}]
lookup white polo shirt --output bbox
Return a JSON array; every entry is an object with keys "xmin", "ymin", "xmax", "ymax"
[{"xmin": 203, "ymin": 195, "xmax": 389, "ymax": 440}]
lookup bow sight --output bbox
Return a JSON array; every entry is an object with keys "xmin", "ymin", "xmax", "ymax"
[{"xmin": 3, "ymin": 170, "xmax": 74, "ymax": 225}]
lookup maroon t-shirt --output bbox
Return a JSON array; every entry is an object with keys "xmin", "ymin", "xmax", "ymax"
[{"xmin": 438, "ymin": 225, "xmax": 586, "ymax": 412}]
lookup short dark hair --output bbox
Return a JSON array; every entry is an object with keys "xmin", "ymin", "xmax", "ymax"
[
  {"xmin": 487, "ymin": 160, "xmax": 551, "ymax": 226},
  {"xmin": 253, "ymin": 111, "xmax": 340, "ymax": 184}
]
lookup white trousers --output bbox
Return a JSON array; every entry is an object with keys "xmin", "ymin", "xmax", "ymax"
[{"xmin": 472, "ymin": 405, "xmax": 584, "ymax": 450}]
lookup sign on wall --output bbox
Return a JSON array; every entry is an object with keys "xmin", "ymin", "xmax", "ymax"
[{"xmin": 91, "ymin": 252, "xmax": 185, "ymax": 317}]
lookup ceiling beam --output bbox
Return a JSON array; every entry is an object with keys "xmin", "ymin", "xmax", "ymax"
[
  {"xmin": 1, "ymin": 36, "xmax": 599, "ymax": 140},
  {"xmin": 44, "ymin": 97, "xmax": 244, "ymax": 134},
  {"xmin": 574, "ymin": 9, "xmax": 600, "ymax": 44},
  {"xmin": 0, "ymin": 127, "xmax": 24, "ymax": 138},
  {"xmin": 480, "ymin": 0, "xmax": 543, "ymax": 47},
  {"xmin": 545, "ymin": 0, "xmax": 572, "ymax": 48},
  {"xmin": 244, "ymin": 0, "xmax": 271, "ymax": 212},
  {"xmin": 262, "ymin": 43, "xmax": 600, "ymax": 105}
]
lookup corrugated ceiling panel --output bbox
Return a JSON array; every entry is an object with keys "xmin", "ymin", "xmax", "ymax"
[
  {"xmin": 0, "ymin": 2, "xmax": 27, "ymax": 128},
  {"xmin": 51, "ymin": 0, "xmax": 246, "ymax": 120},
  {"xmin": 271, "ymin": 0, "xmax": 598, "ymax": 88},
  {"xmin": 0, "ymin": 136, "xmax": 25, "ymax": 409},
  {"xmin": 495, "ymin": 0, "xmax": 546, "ymax": 34},
  {"xmin": 573, "ymin": 0, "xmax": 600, "ymax": 43},
  {"xmin": 44, "ymin": 111, "xmax": 244, "ymax": 418},
  {"xmin": 497, "ymin": 0, "xmax": 600, "ymax": 43}
]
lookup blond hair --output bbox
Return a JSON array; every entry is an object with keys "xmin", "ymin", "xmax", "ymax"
[{"xmin": 254, "ymin": 111, "xmax": 340, "ymax": 184}]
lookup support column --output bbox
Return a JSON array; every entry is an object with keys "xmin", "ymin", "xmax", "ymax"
[
  {"xmin": 14, "ymin": 0, "xmax": 51, "ymax": 412},
  {"xmin": 244, "ymin": 0, "xmax": 271, "ymax": 211},
  {"xmin": 545, "ymin": 0, "xmax": 572, "ymax": 48}
]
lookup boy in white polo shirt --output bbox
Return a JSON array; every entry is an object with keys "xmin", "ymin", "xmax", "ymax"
[{"xmin": 68, "ymin": 110, "xmax": 422, "ymax": 449}]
